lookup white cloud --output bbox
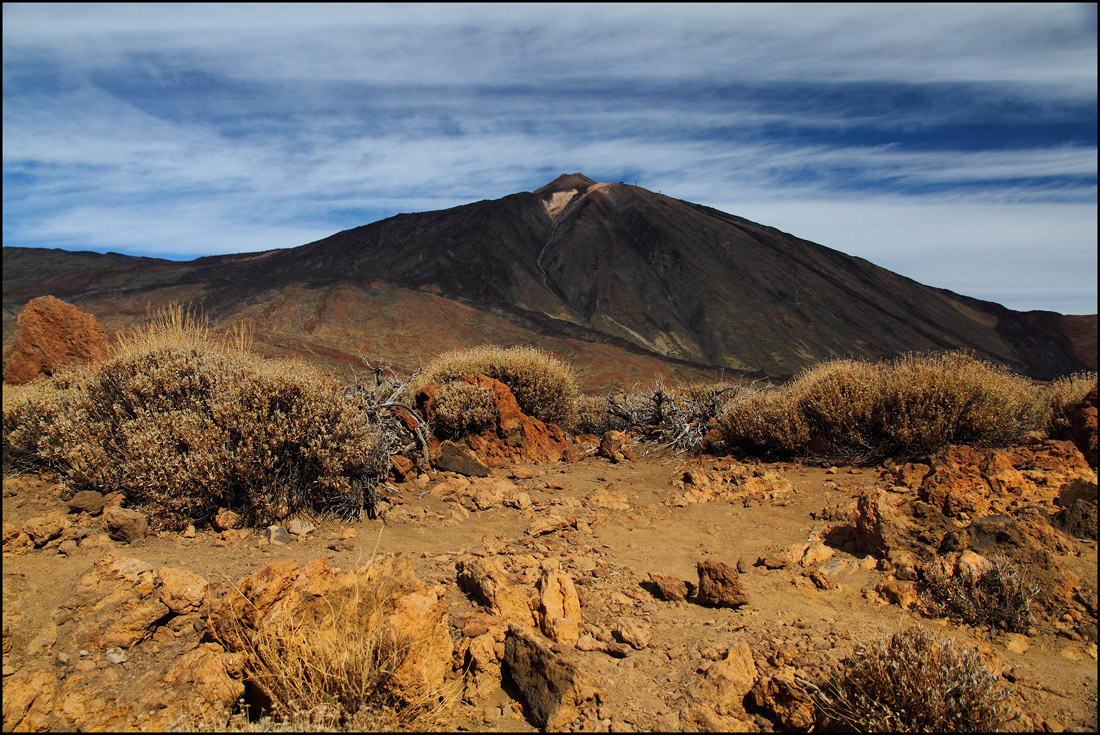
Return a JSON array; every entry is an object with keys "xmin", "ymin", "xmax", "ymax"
[{"xmin": 2, "ymin": 3, "xmax": 1096, "ymax": 315}]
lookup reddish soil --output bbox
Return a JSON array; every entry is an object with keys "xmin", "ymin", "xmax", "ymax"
[{"xmin": 3, "ymin": 441, "xmax": 1096, "ymax": 732}]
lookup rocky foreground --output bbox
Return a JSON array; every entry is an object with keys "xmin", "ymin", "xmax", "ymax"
[{"xmin": 3, "ymin": 411, "xmax": 1097, "ymax": 732}]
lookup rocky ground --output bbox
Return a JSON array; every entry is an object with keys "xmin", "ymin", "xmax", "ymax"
[{"xmin": 3, "ymin": 424, "xmax": 1098, "ymax": 732}]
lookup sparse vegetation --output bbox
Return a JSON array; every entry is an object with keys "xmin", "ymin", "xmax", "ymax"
[
  {"xmin": 3, "ymin": 305, "xmax": 388, "ymax": 530},
  {"xmin": 717, "ymin": 351, "xmax": 1048, "ymax": 459},
  {"xmin": 719, "ymin": 384, "xmax": 811, "ymax": 454},
  {"xmin": 570, "ymin": 393, "xmax": 618, "ymax": 435},
  {"xmin": 1043, "ymin": 371, "xmax": 1098, "ymax": 436},
  {"xmin": 411, "ymin": 344, "xmax": 578, "ymax": 426},
  {"xmin": 428, "ymin": 381, "xmax": 499, "ymax": 438},
  {"xmin": 224, "ymin": 556, "xmax": 457, "ymax": 731},
  {"xmin": 600, "ymin": 377, "xmax": 750, "ymax": 452},
  {"xmin": 920, "ymin": 553, "xmax": 1040, "ymax": 633},
  {"xmin": 813, "ymin": 627, "xmax": 1014, "ymax": 732}
]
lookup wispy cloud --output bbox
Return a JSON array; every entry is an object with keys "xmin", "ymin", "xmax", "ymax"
[{"xmin": 3, "ymin": 2, "xmax": 1096, "ymax": 314}]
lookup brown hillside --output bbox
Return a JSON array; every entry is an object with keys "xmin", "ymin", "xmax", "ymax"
[{"xmin": 3, "ymin": 175, "xmax": 1094, "ymax": 384}]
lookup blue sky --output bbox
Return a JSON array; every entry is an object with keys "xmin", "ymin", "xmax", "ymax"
[{"xmin": 3, "ymin": 3, "xmax": 1097, "ymax": 315}]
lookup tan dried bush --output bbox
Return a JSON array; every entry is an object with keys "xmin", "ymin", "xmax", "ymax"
[
  {"xmin": 1043, "ymin": 371, "xmax": 1098, "ymax": 436},
  {"xmin": 814, "ymin": 627, "xmax": 1014, "ymax": 732},
  {"xmin": 874, "ymin": 352, "xmax": 1044, "ymax": 453},
  {"xmin": 717, "ymin": 386, "xmax": 809, "ymax": 454},
  {"xmin": 919, "ymin": 553, "xmax": 1040, "ymax": 633},
  {"xmin": 571, "ymin": 393, "xmax": 616, "ymax": 435},
  {"xmin": 716, "ymin": 352, "xmax": 1045, "ymax": 458},
  {"xmin": 793, "ymin": 359, "xmax": 880, "ymax": 451},
  {"xmin": 429, "ymin": 381, "xmax": 498, "ymax": 437},
  {"xmin": 3, "ymin": 305, "xmax": 385, "ymax": 530},
  {"xmin": 413, "ymin": 344, "xmax": 577, "ymax": 426}
]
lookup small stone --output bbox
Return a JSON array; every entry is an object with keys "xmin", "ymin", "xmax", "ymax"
[
  {"xmin": 57, "ymin": 539, "xmax": 78, "ymax": 556},
  {"xmin": 105, "ymin": 647, "xmax": 128, "ymax": 664},
  {"xmin": 285, "ymin": 517, "xmax": 316, "ymax": 536},
  {"xmin": 104, "ymin": 506, "xmax": 148, "ymax": 543},
  {"xmin": 267, "ymin": 525, "xmax": 291, "ymax": 545},
  {"xmin": 213, "ymin": 508, "xmax": 241, "ymax": 531},
  {"xmin": 67, "ymin": 490, "xmax": 105, "ymax": 516},
  {"xmin": 648, "ymin": 572, "xmax": 690, "ymax": 602}
]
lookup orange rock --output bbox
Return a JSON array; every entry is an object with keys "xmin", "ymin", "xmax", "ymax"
[{"xmin": 4, "ymin": 295, "xmax": 109, "ymax": 384}]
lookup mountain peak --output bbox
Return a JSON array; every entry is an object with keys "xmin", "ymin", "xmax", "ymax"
[{"xmin": 532, "ymin": 173, "xmax": 598, "ymax": 196}]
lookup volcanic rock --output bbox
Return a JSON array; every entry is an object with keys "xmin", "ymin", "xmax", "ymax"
[
  {"xmin": 4, "ymin": 295, "xmax": 109, "ymax": 384},
  {"xmin": 104, "ymin": 507, "xmax": 148, "ymax": 544},
  {"xmin": 696, "ymin": 559, "xmax": 749, "ymax": 608},
  {"xmin": 504, "ymin": 622, "xmax": 597, "ymax": 731}
]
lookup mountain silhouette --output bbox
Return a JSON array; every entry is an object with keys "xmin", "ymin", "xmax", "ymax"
[{"xmin": 3, "ymin": 175, "xmax": 1094, "ymax": 387}]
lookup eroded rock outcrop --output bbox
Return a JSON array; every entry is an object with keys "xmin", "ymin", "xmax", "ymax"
[{"xmin": 4, "ymin": 295, "xmax": 109, "ymax": 384}]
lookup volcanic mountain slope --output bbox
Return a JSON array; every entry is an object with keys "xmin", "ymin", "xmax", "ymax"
[{"xmin": 3, "ymin": 174, "xmax": 1095, "ymax": 386}]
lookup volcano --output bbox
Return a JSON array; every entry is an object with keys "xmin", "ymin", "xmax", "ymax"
[{"xmin": 3, "ymin": 174, "xmax": 1094, "ymax": 388}]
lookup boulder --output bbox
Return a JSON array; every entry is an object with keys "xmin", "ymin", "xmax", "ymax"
[
  {"xmin": 434, "ymin": 441, "xmax": 491, "ymax": 477},
  {"xmin": 4, "ymin": 295, "xmax": 109, "ymax": 384},
  {"xmin": 613, "ymin": 619, "xmax": 651, "ymax": 650},
  {"xmin": 751, "ymin": 669, "xmax": 815, "ymax": 730},
  {"xmin": 212, "ymin": 508, "xmax": 241, "ymax": 532},
  {"xmin": 648, "ymin": 572, "xmax": 691, "ymax": 602},
  {"xmin": 65, "ymin": 556, "xmax": 167, "ymax": 651},
  {"xmin": 2, "ymin": 520, "xmax": 34, "ymax": 554},
  {"xmin": 67, "ymin": 490, "xmax": 105, "ymax": 516},
  {"xmin": 157, "ymin": 567, "xmax": 208, "ymax": 614},
  {"xmin": 598, "ymin": 431, "xmax": 628, "ymax": 463},
  {"xmin": 693, "ymin": 639, "xmax": 757, "ymax": 715},
  {"xmin": 537, "ymin": 570, "xmax": 582, "ymax": 644},
  {"xmin": 919, "ymin": 446, "xmax": 993, "ymax": 517},
  {"xmin": 1, "ymin": 663, "xmax": 59, "ymax": 732},
  {"xmin": 695, "ymin": 559, "xmax": 749, "ymax": 608},
  {"xmin": 22, "ymin": 512, "xmax": 68, "ymax": 547},
  {"xmin": 104, "ymin": 506, "xmax": 148, "ymax": 544},
  {"xmin": 504, "ymin": 622, "xmax": 597, "ymax": 731},
  {"xmin": 456, "ymin": 557, "xmax": 535, "ymax": 625},
  {"xmin": 854, "ymin": 490, "xmax": 909, "ymax": 557}
]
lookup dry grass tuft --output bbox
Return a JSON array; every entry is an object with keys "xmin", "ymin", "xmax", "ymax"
[
  {"xmin": 412, "ymin": 344, "xmax": 577, "ymax": 426},
  {"xmin": 213, "ymin": 555, "xmax": 459, "ymax": 732},
  {"xmin": 919, "ymin": 553, "xmax": 1040, "ymax": 633},
  {"xmin": 813, "ymin": 627, "xmax": 1014, "ymax": 732},
  {"xmin": 718, "ymin": 385, "xmax": 810, "ymax": 454}
]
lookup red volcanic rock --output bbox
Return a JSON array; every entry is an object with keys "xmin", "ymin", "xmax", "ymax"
[
  {"xmin": 4, "ymin": 295, "xmax": 109, "ymax": 384},
  {"xmin": 455, "ymin": 375, "xmax": 572, "ymax": 464}
]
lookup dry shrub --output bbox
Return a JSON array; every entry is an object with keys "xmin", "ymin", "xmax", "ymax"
[
  {"xmin": 571, "ymin": 393, "xmax": 617, "ymax": 435},
  {"xmin": 793, "ymin": 359, "xmax": 880, "ymax": 451},
  {"xmin": 3, "ymin": 305, "xmax": 385, "ymax": 530},
  {"xmin": 718, "ymin": 386, "xmax": 809, "ymax": 454},
  {"xmin": 191, "ymin": 555, "xmax": 457, "ymax": 733},
  {"xmin": 814, "ymin": 627, "xmax": 1014, "ymax": 732},
  {"xmin": 1043, "ymin": 371, "xmax": 1098, "ymax": 436},
  {"xmin": 919, "ymin": 554, "xmax": 1040, "ymax": 633},
  {"xmin": 715, "ymin": 352, "xmax": 1044, "ymax": 459},
  {"xmin": 874, "ymin": 352, "xmax": 1044, "ymax": 454},
  {"xmin": 429, "ymin": 381, "xmax": 498, "ymax": 438},
  {"xmin": 413, "ymin": 344, "xmax": 577, "ymax": 426},
  {"xmin": 234, "ymin": 556, "xmax": 457, "ymax": 730}
]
